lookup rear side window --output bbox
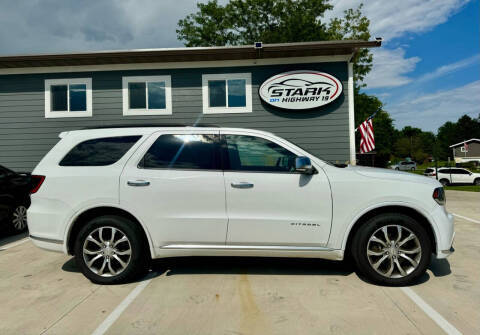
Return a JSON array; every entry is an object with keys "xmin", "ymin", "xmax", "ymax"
[
  {"xmin": 60, "ymin": 136, "xmax": 141, "ymax": 166},
  {"xmin": 140, "ymin": 134, "xmax": 219, "ymax": 170}
]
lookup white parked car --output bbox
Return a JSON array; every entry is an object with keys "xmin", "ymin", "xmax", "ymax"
[
  {"xmin": 390, "ymin": 161, "xmax": 417, "ymax": 171},
  {"xmin": 28, "ymin": 127, "xmax": 455, "ymax": 286},
  {"xmin": 430, "ymin": 167, "xmax": 480, "ymax": 186}
]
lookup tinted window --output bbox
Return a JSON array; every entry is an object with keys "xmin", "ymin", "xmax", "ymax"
[
  {"xmin": 51, "ymin": 85, "xmax": 68, "ymax": 111},
  {"xmin": 439, "ymin": 169, "xmax": 450, "ymax": 174},
  {"xmin": 60, "ymin": 136, "xmax": 141, "ymax": 166},
  {"xmin": 141, "ymin": 134, "xmax": 219, "ymax": 170},
  {"xmin": 129, "ymin": 82, "xmax": 147, "ymax": 109},
  {"xmin": 147, "ymin": 82, "xmax": 166, "ymax": 109},
  {"xmin": 224, "ymin": 135, "xmax": 297, "ymax": 172},
  {"xmin": 453, "ymin": 169, "xmax": 470, "ymax": 174},
  {"xmin": 69, "ymin": 84, "xmax": 87, "ymax": 111},
  {"xmin": 227, "ymin": 79, "xmax": 246, "ymax": 107},
  {"xmin": 208, "ymin": 80, "xmax": 226, "ymax": 107}
]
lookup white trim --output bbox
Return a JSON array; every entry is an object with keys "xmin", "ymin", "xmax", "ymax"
[
  {"xmin": 91, "ymin": 272, "xmax": 157, "ymax": 335},
  {"xmin": 202, "ymin": 73, "xmax": 252, "ymax": 114},
  {"xmin": 449, "ymin": 138, "xmax": 480, "ymax": 148},
  {"xmin": 0, "ymin": 55, "xmax": 351, "ymax": 76},
  {"xmin": 122, "ymin": 75, "xmax": 172, "ymax": 116},
  {"xmin": 452, "ymin": 213, "xmax": 480, "ymax": 224},
  {"xmin": 400, "ymin": 287, "xmax": 462, "ymax": 335},
  {"xmin": 44, "ymin": 78, "xmax": 92, "ymax": 118},
  {"xmin": 348, "ymin": 62, "xmax": 356, "ymax": 165}
]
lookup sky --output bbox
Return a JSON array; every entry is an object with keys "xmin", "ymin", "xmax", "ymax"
[{"xmin": 0, "ymin": 0, "xmax": 478, "ymax": 132}]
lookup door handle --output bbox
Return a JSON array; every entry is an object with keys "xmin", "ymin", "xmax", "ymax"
[
  {"xmin": 231, "ymin": 182, "xmax": 254, "ymax": 189},
  {"xmin": 127, "ymin": 180, "xmax": 150, "ymax": 187}
]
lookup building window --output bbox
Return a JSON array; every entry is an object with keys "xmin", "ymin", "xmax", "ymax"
[
  {"xmin": 202, "ymin": 73, "xmax": 252, "ymax": 114},
  {"xmin": 44, "ymin": 78, "xmax": 92, "ymax": 118},
  {"xmin": 122, "ymin": 76, "xmax": 172, "ymax": 116}
]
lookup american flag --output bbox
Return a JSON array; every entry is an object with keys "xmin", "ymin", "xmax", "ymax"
[{"xmin": 359, "ymin": 116, "xmax": 375, "ymax": 153}]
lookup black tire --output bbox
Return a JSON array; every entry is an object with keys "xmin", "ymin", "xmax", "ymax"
[
  {"xmin": 74, "ymin": 215, "xmax": 149, "ymax": 284},
  {"xmin": 351, "ymin": 213, "xmax": 432, "ymax": 286},
  {"xmin": 439, "ymin": 179, "xmax": 449, "ymax": 186},
  {"xmin": 474, "ymin": 178, "xmax": 480, "ymax": 186},
  {"xmin": 395, "ymin": 167, "xmax": 400, "ymax": 171},
  {"xmin": 411, "ymin": 167, "xmax": 415, "ymax": 171}
]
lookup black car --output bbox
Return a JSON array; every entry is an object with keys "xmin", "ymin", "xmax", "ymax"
[{"xmin": 0, "ymin": 164, "xmax": 32, "ymax": 233}]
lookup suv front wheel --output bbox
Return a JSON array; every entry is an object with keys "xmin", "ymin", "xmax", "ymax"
[
  {"xmin": 74, "ymin": 215, "xmax": 149, "ymax": 284},
  {"xmin": 352, "ymin": 213, "xmax": 431, "ymax": 286}
]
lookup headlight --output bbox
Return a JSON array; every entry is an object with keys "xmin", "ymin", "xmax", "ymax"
[{"xmin": 433, "ymin": 187, "xmax": 446, "ymax": 206}]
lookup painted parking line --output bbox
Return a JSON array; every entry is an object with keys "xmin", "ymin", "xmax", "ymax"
[
  {"xmin": 91, "ymin": 271, "xmax": 157, "ymax": 335},
  {"xmin": 451, "ymin": 213, "xmax": 480, "ymax": 224},
  {"xmin": 0, "ymin": 237, "xmax": 30, "ymax": 251},
  {"xmin": 400, "ymin": 287, "xmax": 462, "ymax": 335}
]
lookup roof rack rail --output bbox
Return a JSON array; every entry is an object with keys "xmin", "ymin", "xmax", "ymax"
[{"xmin": 82, "ymin": 123, "xmax": 220, "ymax": 130}]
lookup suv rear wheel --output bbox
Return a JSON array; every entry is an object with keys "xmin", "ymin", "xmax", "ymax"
[
  {"xmin": 10, "ymin": 205, "xmax": 28, "ymax": 232},
  {"xmin": 352, "ymin": 213, "xmax": 431, "ymax": 286},
  {"xmin": 74, "ymin": 215, "xmax": 149, "ymax": 284}
]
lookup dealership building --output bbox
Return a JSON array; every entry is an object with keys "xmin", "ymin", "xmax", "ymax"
[{"xmin": 0, "ymin": 40, "xmax": 381, "ymax": 171}]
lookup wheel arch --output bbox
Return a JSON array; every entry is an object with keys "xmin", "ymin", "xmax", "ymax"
[
  {"xmin": 343, "ymin": 205, "xmax": 437, "ymax": 259},
  {"xmin": 65, "ymin": 206, "xmax": 154, "ymax": 258}
]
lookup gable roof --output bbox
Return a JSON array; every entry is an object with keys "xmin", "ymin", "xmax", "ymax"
[{"xmin": 449, "ymin": 138, "xmax": 480, "ymax": 148}]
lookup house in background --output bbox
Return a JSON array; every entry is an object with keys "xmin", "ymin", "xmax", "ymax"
[{"xmin": 450, "ymin": 139, "xmax": 480, "ymax": 164}]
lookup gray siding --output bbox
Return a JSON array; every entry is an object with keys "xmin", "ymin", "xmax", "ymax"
[
  {"xmin": 0, "ymin": 62, "xmax": 349, "ymax": 171},
  {"xmin": 453, "ymin": 142, "xmax": 480, "ymax": 158}
]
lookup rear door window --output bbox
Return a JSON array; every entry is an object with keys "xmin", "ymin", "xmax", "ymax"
[
  {"xmin": 140, "ymin": 134, "xmax": 220, "ymax": 170},
  {"xmin": 60, "ymin": 136, "xmax": 141, "ymax": 166}
]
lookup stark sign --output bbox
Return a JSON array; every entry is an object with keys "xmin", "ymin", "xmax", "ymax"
[{"xmin": 259, "ymin": 70, "xmax": 343, "ymax": 110}]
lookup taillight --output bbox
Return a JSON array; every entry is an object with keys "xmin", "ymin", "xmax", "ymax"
[
  {"xmin": 432, "ymin": 172, "xmax": 436, "ymax": 176},
  {"xmin": 433, "ymin": 187, "xmax": 446, "ymax": 206},
  {"xmin": 30, "ymin": 175, "xmax": 45, "ymax": 194}
]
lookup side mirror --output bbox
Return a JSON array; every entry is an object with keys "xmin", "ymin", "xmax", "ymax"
[{"xmin": 295, "ymin": 156, "xmax": 315, "ymax": 175}]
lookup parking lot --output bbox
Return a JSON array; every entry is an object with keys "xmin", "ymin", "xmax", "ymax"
[{"xmin": 0, "ymin": 190, "xmax": 478, "ymax": 335}]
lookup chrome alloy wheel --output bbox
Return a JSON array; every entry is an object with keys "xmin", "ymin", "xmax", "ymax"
[
  {"xmin": 12, "ymin": 205, "xmax": 28, "ymax": 231},
  {"xmin": 366, "ymin": 225, "xmax": 422, "ymax": 279},
  {"xmin": 82, "ymin": 227, "xmax": 132, "ymax": 277}
]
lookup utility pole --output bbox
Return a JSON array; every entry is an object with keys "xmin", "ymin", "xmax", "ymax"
[{"xmin": 433, "ymin": 136, "xmax": 439, "ymax": 180}]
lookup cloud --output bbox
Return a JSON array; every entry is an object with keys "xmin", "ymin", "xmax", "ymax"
[
  {"xmin": 364, "ymin": 48, "xmax": 421, "ymax": 89},
  {"xmin": 389, "ymin": 80, "xmax": 480, "ymax": 131},
  {"xmin": 325, "ymin": 0, "xmax": 471, "ymax": 41},
  {"xmin": 0, "ymin": 0, "xmax": 201, "ymax": 55},
  {"xmin": 417, "ymin": 54, "xmax": 480, "ymax": 82}
]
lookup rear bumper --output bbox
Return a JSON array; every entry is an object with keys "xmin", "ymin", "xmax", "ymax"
[{"xmin": 30, "ymin": 235, "xmax": 64, "ymax": 253}]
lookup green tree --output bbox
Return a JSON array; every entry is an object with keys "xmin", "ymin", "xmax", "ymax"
[{"xmin": 177, "ymin": 0, "xmax": 372, "ymax": 85}]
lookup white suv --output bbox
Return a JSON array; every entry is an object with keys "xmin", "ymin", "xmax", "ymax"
[
  {"xmin": 28, "ymin": 126, "xmax": 455, "ymax": 285},
  {"xmin": 431, "ymin": 168, "xmax": 480, "ymax": 186}
]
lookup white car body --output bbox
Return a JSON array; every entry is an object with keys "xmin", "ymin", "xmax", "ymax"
[
  {"xmin": 28, "ymin": 127, "xmax": 455, "ymax": 263},
  {"xmin": 430, "ymin": 168, "xmax": 480, "ymax": 185}
]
